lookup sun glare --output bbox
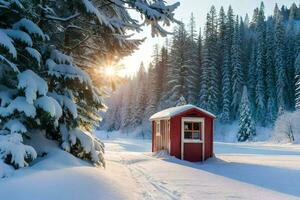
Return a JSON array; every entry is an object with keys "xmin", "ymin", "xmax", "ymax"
[{"xmin": 104, "ymin": 66, "xmax": 115, "ymax": 77}]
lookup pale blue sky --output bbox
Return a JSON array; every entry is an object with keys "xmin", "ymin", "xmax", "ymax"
[{"xmin": 120, "ymin": 0, "xmax": 298, "ymax": 76}]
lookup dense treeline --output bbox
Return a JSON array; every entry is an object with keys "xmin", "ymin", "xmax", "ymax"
[{"xmin": 104, "ymin": 2, "xmax": 300, "ymax": 140}]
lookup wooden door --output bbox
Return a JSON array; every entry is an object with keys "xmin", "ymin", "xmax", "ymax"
[{"xmin": 181, "ymin": 117, "xmax": 205, "ymax": 162}]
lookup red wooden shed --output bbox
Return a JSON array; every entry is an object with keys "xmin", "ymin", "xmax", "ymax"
[{"xmin": 150, "ymin": 104, "xmax": 216, "ymax": 162}]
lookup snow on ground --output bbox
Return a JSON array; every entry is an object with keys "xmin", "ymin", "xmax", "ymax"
[
  {"xmin": 1, "ymin": 130, "xmax": 300, "ymax": 200},
  {"xmin": 0, "ymin": 132, "xmax": 133, "ymax": 200},
  {"xmin": 97, "ymin": 130, "xmax": 300, "ymax": 200}
]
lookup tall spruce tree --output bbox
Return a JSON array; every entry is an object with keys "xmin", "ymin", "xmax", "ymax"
[
  {"xmin": 265, "ymin": 16, "xmax": 278, "ymax": 124},
  {"xmin": 285, "ymin": 3, "xmax": 297, "ymax": 110},
  {"xmin": 186, "ymin": 13, "xmax": 199, "ymax": 104},
  {"xmin": 274, "ymin": 8, "xmax": 288, "ymax": 111},
  {"xmin": 220, "ymin": 6, "xmax": 234, "ymax": 122},
  {"xmin": 217, "ymin": 6, "xmax": 227, "ymax": 116},
  {"xmin": 231, "ymin": 16, "xmax": 243, "ymax": 119},
  {"xmin": 237, "ymin": 86, "xmax": 256, "ymax": 142},
  {"xmin": 133, "ymin": 63, "xmax": 148, "ymax": 126},
  {"xmin": 255, "ymin": 2, "xmax": 267, "ymax": 125},
  {"xmin": 295, "ymin": 53, "xmax": 300, "ymax": 109},
  {"xmin": 199, "ymin": 6, "xmax": 218, "ymax": 114},
  {"xmin": 167, "ymin": 23, "xmax": 189, "ymax": 106}
]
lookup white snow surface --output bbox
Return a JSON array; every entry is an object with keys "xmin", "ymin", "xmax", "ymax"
[
  {"xmin": 150, "ymin": 104, "xmax": 216, "ymax": 120},
  {"xmin": 1, "ymin": 130, "xmax": 300, "ymax": 199}
]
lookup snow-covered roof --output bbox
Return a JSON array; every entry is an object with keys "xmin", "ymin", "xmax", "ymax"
[{"xmin": 149, "ymin": 104, "xmax": 216, "ymax": 120}]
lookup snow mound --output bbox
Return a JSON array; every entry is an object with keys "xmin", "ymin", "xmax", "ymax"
[
  {"xmin": 150, "ymin": 104, "xmax": 216, "ymax": 120},
  {"xmin": 152, "ymin": 150, "xmax": 170, "ymax": 158},
  {"xmin": 0, "ymin": 160, "xmax": 13, "ymax": 178}
]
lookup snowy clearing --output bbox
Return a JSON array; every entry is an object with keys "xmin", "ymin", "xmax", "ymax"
[
  {"xmin": 1, "ymin": 131, "xmax": 300, "ymax": 200},
  {"xmin": 97, "ymin": 132, "xmax": 300, "ymax": 200}
]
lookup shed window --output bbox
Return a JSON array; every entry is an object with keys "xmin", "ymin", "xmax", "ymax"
[
  {"xmin": 184, "ymin": 121, "xmax": 202, "ymax": 140},
  {"xmin": 156, "ymin": 121, "xmax": 160, "ymax": 136}
]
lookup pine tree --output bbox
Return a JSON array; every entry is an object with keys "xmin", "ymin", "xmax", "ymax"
[
  {"xmin": 237, "ymin": 86, "xmax": 256, "ymax": 142},
  {"xmin": 295, "ymin": 53, "xmax": 300, "ymax": 109},
  {"xmin": 0, "ymin": 1, "xmax": 63, "ymax": 168},
  {"xmin": 274, "ymin": 9, "xmax": 288, "ymax": 111},
  {"xmin": 265, "ymin": 16, "xmax": 278, "ymax": 124},
  {"xmin": 231, "ymin": 16, "xmax": 243, "ymax": 119},
  {"xmin": 133, "ymin": 63, "xmax": 148, "ymax": 126},
  {"xmin": 176, "ymin": 96, "xmax": 187, "ymax": 106},
  {"xmin": 247, "ymin": 45, "xmax": 257, "ymax": 121},
  {"xmin": 255, "ymin": 2, "xmax": 267, "ymax": 125},
  {"xmin": 186, "ymin": 13, "xmax": 199, "ymax": 104},
  {"xmin": 220, "ymin": 6, "xmax": 234, "ymax": 122},
  {"xmin": 195, "ymin": 28, "xmax": 203, "ymax": 101},
  {"xmin": 285, "ymin": 3, "xmax": 297, "ymax": 109},
  {"xmin": 217, "ymin": 6, "xmax": 226, "ymax": 116},
  {"xmin": 199, "ymin": 6, "xmax": 218, "ymax": 114},
  {"xmin": 166, "ymin": 23, "xmax": 189, "ymax": 106}
]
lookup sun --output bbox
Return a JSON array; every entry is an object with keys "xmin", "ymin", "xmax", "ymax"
[{"xmin": 104, "ymin": 66, "xmax": 116, "ymax": 77}]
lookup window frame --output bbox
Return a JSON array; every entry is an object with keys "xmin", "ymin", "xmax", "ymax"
[
  {"xmin": 181, "ymin": 117, "xmax": 204, "ymax": 143},
  {"xmin": 181, "ymin": 117, "xmax": 205, "ymax": 161}
]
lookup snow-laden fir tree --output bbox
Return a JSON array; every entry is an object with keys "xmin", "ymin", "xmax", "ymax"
[
  {"xmin": 186, "ymin": 13, "xmax": 200, "ymax": 104},
  {"xmin": 285, "ymin": 3, "xmax": 297, "ymax": 110},
  {"xmin": 199, "ymin": 6, "xmax": 218, "ymax": 114},
  {"xmin": 0, "ymin": 0, "xmax": 61, "ymax": 168},
  {"xmin": 220, "ymin": 6, "xmax": 234, "ymax": 122},
  {"xmin": 231, "ymin": 16, "xmax": 243, "ymax": 119},
  {"xmin": 255, "ymin": 2, "xmax": 267, "ymax": 125},
  {"xmin": 176, "ymin": 96, "xmax": 187, "ymax": 106},
  {"xmin": 217, "ymin": 6, "xmax": 226, "ymax": 116},
  {"xmin": 265, "ymin": 16, "xmax": 278, "ymax": 124},
  {"xmin": 145, "ymin": 63, "xmax": 158, "ymax": 119},
  {"xmin": 237, "ymin": 86, "xmax": 256, "ymax": 142},
  {"xmin": 274, "ymin": 7, "xmax": 288, "ymax": 111},
  {"xmin": 133, "ymin": 63, "xmax": 148, "ymax": 126},
  {"xmin": 166, "ymin": 23, "xmax": 190, "ymax": 106},
  {"xmin": 295, "ymin": 53, "xmax": 300, "ymax": 109}
]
